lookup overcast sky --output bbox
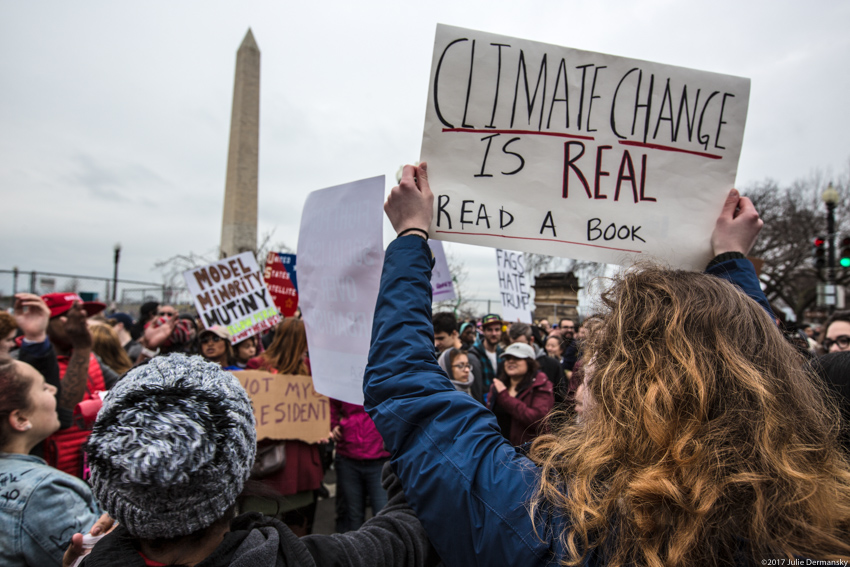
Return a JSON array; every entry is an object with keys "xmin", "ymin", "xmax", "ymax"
[{"xmin": 2, "ymin": 0, "xmax": 848, "ymax": 313}]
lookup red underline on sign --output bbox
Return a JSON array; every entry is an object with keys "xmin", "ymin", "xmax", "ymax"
[
  {"xmin": 434, "ymin": 230, "xmax": 642, "ymax": 253},
  {"xmin": 442, "ymin": 128, "xmax": 595, "ymax": 141},
  {"xmin": 618, "ymin": 140, "xmax": 722, "ymax": 160}
]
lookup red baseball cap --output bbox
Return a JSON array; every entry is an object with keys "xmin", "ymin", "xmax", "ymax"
[{"xmin": 42, "ymin": 293, "xmax": 106, "ymax": 319}]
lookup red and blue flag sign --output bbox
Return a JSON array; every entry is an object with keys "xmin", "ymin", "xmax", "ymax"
[{"xmin": 263, "ymin": 252, "xmax": 298, "ymax": 317}]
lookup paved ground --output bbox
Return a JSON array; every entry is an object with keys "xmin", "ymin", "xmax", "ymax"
[
  {"xmin": 312, "ymin": 466, "xmax": 375, "ymax": 535},
  {"xmin": 313, "ymin": 467, "xmax": 337, "ymax": 534}
]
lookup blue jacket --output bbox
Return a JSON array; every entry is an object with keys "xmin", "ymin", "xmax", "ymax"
[
  {"xmin": 0, "ymin": 453, "xmax": 101, "ymax": 567},
  {"xmin": 364, "ymin": 236, "xmax": 773, "ymax": 567}
]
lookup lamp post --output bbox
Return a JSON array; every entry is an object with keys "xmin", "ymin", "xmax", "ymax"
[
  {"xmin": 112, "ymin": 243, "xmax": 121, "ymax": 303},
  {"xmin": 822, "ymin": 183, "xmax": 839, "ymax": 313}
]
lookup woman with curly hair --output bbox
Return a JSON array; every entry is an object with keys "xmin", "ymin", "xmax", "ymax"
[
  {"xmin": 364, "ymin": 163, "xmax": 850, "ymax": 566},
  {"xmin": 247, "ymin": 318, "xmax": 324, "ymax": 536}
]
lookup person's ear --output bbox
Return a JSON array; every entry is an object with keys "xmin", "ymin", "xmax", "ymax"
[{"xmin": 8, "ymin": 410, "xmax": 32, "ymax": 433}]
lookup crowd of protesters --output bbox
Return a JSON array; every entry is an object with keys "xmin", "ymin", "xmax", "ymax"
[{"xmin": 1, "ymin": 164, "xmax": 850, "ymax": 565}]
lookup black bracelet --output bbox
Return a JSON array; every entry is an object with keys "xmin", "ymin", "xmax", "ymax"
[
  {"xmin": 706, "ymin": 251, "xmax": 746, "ymax": 270},
  {"xmin": 398, "ymin": 227, "xmax": 429, "ymax": 241}
]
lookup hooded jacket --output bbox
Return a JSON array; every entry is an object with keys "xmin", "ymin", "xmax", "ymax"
[{"xmin": 81, "ymin": 463, "xmax": 438, "ymax": 567}]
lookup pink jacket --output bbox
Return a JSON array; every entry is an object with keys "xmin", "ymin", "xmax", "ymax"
[{"xmin": 330, "ymin": 400, "xmax": 390, "ymax": 461}]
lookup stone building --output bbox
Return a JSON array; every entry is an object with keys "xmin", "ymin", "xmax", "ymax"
[{"xmin": 532, "ymin": 272, "xmax": 580, "ymax": 323}]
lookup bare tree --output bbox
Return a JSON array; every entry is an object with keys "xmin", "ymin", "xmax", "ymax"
[
  {"xmin": 523, "ymin": 253, "xmax": 606, "ymax": 282},
  {"xmin": 255, "ymin": 229, "xmax": 293, "ymax": 267},
  {"xmin": 745, "ymin": 164, "xmax": 850, "ymax": 321},
  {"xmin": 153, "ymin": 229, "xmax": 291, "ymax": 295}
]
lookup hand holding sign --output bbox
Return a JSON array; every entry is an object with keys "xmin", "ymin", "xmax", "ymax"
[
  {"xmin": 711, "ymin": 188, "xmax": 763, "ymax": 256},
  {"xmin": 385, "ymin": 162, "xmax": 434, "ymax": 236}
]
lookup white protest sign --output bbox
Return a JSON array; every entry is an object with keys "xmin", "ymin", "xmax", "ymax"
[
  {"xmin": 429, "ymin": 239, "xmax": 456, "ymax": 302},
  {"xmin": 183, "ymin": 252, "xmax": 281, "ymax": 343},
  {"xmin": 421, "ymin": 24, "xmax": 750, "ymax": 270},
  {"xmin": 496, "ymin": 249, "xmax": 531, "ymax": 323},
  {"xmin": 297, "ymin": 176, "xmax": 385, "ymax": 404}
]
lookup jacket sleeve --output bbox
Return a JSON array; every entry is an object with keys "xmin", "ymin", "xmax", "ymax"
[
  {"xmin": 22, "ymin": 471, "xmax": 101, "ymax": 567},
  {"xmin": 492, "ymin": 380, "xmax": 554, "ymax": 430},
  {"xmin": 705, "ymin": 257, "xmax": 775, "ymax": 321},
  {"xmin": 302, "ymin": 463, "xmax": 441, "ymax": 567},
  {"xmin": 364, "ymin": 236, "xmax": 557, "ymax": 567}
]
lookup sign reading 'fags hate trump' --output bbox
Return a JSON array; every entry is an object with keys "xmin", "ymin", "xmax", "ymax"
[
  {"xmin": 422, "ymin": 25, "xmax": 750, "ymax": 270},
  {"xmin": 184, "ymin": 252, "xmax": 281, "ymax": 343}
]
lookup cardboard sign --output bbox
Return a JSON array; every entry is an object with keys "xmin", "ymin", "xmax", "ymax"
[
  {"xmin": 429, "ymin": 239, "xmax": 456, "ymax": 302},
  {"xmin": 232, "ymin": 370, "xmax": 329, "ymax": 443},
  {"xmin": 183, "ymin": 252, "xmax": 281, "ymax": 343},
  {"xmin": 421, "ymin": 24, "xmax": 750, "ymax": 270},
  {"xmin": 496, "ymin": 249, "xmax": 531, "ymax": 322},
  {"xmin": 264, "ymin": 252, "xmax": 299, "ymax": 317},
  {"xmin": 297, "ymin": 176, "xmax": 385, "ymax": 404}
]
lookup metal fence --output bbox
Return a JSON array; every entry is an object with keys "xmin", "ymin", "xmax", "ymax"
[{"xmin": 0, "ymin": 269, "xmax": 194, "ymax": 314}]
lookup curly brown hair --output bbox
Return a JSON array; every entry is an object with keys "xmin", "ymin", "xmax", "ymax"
[{"xmin": 529, "ymin": 265, "xmax": 850, "ymax": 565}]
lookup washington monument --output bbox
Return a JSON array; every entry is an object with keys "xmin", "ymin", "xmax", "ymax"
[{"xmin": 220, "ymin": 29, "xmax": 260, "ymax": 259}]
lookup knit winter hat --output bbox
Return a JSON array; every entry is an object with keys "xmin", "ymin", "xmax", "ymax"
[{"xmin": 86, "ymin": 353, "xmax": 256, "ymax": 539}]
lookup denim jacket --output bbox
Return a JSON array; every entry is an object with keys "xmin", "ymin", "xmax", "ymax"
[{"xmin": 0, "ymin": 452, "xmax": 100, "ymax": 567}]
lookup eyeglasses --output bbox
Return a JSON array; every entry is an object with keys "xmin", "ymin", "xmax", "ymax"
[
  {"xmin": 200, "ymin": 335, "xmax": 224, "ymax": 345},
  {"xmin": 823, "ymin": 335, "xmax": 850, "ymax": 350},
  {"xmin": 452, "ymin": 363, "xmax": 472, "ymax": 370},
  {"xmin": 158, "ymin": 311, "xmax": 176, "ymax": 317}
]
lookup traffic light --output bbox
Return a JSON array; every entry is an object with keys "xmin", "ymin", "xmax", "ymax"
[
  {"xmin": 814, "ymin": 236, "xmax": 826, "ymax": 270},
  {"xmin": 840, "ymin": 237, "xmax": 850, "ymax": 268}
]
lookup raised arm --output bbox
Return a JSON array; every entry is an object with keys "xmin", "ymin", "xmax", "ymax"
[
  {"xmin": 706, "ymin": 189, "xmax": 775, "ymax": 321},
  {"xmin": 364, "ymin": 163, "xmax": 557, "ymax": 567},
  {"xmin": 383, "ymin": 163, "xmax": 434, "ymax": 237},
  {"xmin": 57, "ymin": 303, "xmax": 93, "ymax": 413}
]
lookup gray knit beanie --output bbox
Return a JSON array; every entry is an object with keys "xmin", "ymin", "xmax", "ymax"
[{"xmin": 86, "ymin": 353, "xmax": 256, "ymax": 539}]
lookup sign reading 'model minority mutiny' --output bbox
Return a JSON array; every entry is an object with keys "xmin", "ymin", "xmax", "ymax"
[
  {"xmin": 184, "ymin": 252, "xmax": 281, "ymax": 344},
  {"xmin": 422, "ymin": 24, "xmax": 750, "ymax": 270}
]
